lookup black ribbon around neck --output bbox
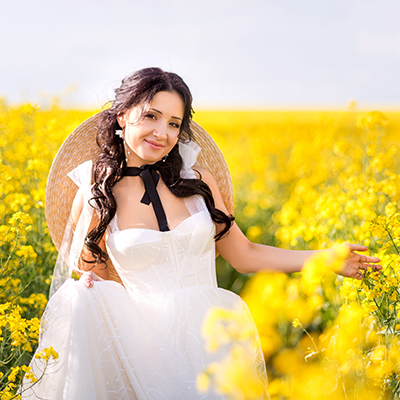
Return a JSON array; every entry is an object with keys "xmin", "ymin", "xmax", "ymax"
[{"xmin": 123, "ymin": 164, "xmax": 170, "ymax": 232}]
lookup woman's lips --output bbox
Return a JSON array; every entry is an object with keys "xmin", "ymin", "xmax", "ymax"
[{"xmin": 145, "ymin": 139, "xmax": 164, "ymax": 150}]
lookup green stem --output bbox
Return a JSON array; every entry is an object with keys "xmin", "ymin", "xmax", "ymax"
[
  {"xmin": 373, "ymin": 296, "xmax": 386, "ymax": 320},
  {"xmin": 302, "ymin": 328, "xmax": 319, "ymax": 355},
  {"xmin": 3, "ymin": 229, "xmax": 20, "ymax": 273},
  {"xmin": 385, "ymin": 227, "xmax": 400, "ymax": 255},
  {"xmin": 13, "ymin": 357, "xmax": 53, "ymax": 399}
]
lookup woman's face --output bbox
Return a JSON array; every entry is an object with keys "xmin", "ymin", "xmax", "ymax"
[{"xmin": 117, "ymin": 90, "xmax": 184, "ymax": 166}]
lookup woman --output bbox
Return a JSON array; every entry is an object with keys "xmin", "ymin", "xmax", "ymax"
[{"xmin": 22, "ymin": 67, "xmax": 380, "ymax": 399}]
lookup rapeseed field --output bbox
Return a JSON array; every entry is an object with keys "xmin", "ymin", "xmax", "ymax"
[{"xmin": 1, "ymin": 99, "xmax": 400, "ymax": 399}]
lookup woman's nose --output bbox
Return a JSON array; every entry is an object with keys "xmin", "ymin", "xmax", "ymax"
[{"xmin": 153, "ymin": 122, "xmax": 167, "ymax": 139}]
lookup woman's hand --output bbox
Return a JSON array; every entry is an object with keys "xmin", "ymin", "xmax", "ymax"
[
  {"xmin": 79, "ymin": 271, "xmax": 104, "ymax": 288},
  {"xmin": 339, "ymin": 244, "xmax": 382, "ymax": 280}
]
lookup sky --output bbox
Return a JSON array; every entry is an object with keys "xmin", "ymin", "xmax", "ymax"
[{"xmin": 0, "ymin": 0, "xmax": 399, "ymax": 109}]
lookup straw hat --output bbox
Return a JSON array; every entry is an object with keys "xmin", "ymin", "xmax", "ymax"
[{"xmin": 45, "ymin": 111, "xmax": 234, "ymax": 253}]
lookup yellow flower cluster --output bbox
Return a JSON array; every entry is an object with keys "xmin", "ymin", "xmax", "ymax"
[
  {"xmin": 301, "ymin": 244, "xmax": 350, "ymax": 295},
  {"xmin": 201, "ymin": 306, "xmax": 255, "ymax": 352},
  {"xmin": 0, "ymin": 346, "xmax": 59, "ymax": 399},
  {"xmin": 196, "ymin": 109, "xmax": 400, "ymax": 399},
  {"xmin": 34, "ymin": 346, "xmax": 59, "ymax": 362},
  {"xmin": 0, "ymin": 100, "xmax": 91, "ymax": 397},
  {"xmin": 197, "ymin": 345, "xmax": 266, "ymax": 400},
  {"xmin": 198, "ymin": 305, "xmax": 266, "ymax": 399},
  {"xmin": 0, "ymin": 303, "xmax": 40, "ymax": 350}
]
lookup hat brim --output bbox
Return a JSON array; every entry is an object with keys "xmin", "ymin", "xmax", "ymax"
[{"xmin": 45, "ymin": 111, "xmax": 234, "ymax": 251}]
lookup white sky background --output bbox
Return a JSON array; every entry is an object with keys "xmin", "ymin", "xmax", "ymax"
[{"xmin": 0, "ymin": 0, "xmax": 399, "ymax": 109}]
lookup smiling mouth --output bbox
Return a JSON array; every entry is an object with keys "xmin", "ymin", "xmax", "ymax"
[{"xmin": 145, "ymin": 139, "xmax": 164, "ymax": 150}]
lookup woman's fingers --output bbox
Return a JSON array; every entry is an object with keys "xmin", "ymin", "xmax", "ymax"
[
  {"xmin": 87, "ymin": 277, "xmax": 94, "ymax": 288},
  {"xmin": 80, "ymin": 271, "xmax": 103, "ymax": 289},
  {"xmin": 348, "ymin": 243, "xmax": 368, "ymax": 252},
  {"xmin": 340, "ymin": 243, "xmax": 383, "ymax": 280},
  {"xmin": 81, "ymin": 273, "xmax": 93, "ymax": 288},
  {"xmin": 360, "ymin": 263, "xmax": 382, "ymax": 274},
  {"xmin": 360, "ymin": 255, "xmax": 381, "ymax": 264},
  {"xmin": 356, "ymin": 262, "xmax": 382, "ymax": 281},
  {"xmin": 347, "ymin": 243, "xmax": 381, "ymax": 266}
]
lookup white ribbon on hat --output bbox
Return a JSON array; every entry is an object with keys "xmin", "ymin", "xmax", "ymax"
[{"xmin": 179, "ymin": 141, "xmax": 201, "ymax": 169}]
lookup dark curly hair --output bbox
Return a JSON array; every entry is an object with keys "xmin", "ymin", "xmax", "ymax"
[{"xmin": 84, "ymin": 67, "xmax": 234, "ymax": 268}]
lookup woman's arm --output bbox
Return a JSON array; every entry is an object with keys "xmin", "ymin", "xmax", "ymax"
[
  {"xmin": 71, "ymin": 188, "xmax": 110, "ymax": 284},
  {"xmin": 197, "ymin": 167, "xmax": 381, "ymax": 278}
]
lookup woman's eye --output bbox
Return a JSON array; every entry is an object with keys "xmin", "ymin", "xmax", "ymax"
[
  {"xmin": 145, "ymin": 113, "xmax": 156, "ymax": 120},
  {"xmin": 170, "ymin": 122, "xmax": 180, "ymax": 129}
]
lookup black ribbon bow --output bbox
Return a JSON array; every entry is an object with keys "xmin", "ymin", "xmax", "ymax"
[{"xmin": 123, "ymin": 163, "xmax": 170, "ymax": 232}]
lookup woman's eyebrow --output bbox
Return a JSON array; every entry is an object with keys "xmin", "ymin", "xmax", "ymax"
[{"xmin": 150, "ymin": 108, "xmax": 182, "ymax": 121}]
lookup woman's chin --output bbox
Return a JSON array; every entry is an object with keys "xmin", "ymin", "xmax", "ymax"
[{"xmin": 129, "ymin": 153, "xmax": 166, "ymax": 166}]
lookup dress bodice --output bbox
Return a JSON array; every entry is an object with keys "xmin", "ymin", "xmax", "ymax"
[
  {"xmin": 106, "ymin": 209, "xmax": 218, "ymax": 295},
  {"xmin": 28, "ymin": 143, "xmax": 269, "ymax": 400}
]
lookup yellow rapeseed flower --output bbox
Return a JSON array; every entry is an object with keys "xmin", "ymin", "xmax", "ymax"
[
  {"xmin": 292, "ymin": 318, "xmax": 302, "ymax": 328},
  {"xmin": 7, "ymin": 366, "xmax": 20, "ymax": 382},
  {"xmin": 210, "ymin": 345, "xmax": 266, "ymax": 400}
]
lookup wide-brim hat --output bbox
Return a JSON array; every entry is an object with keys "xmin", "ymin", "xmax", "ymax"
[{"xmin": 45, "ymin": 111, "xmax": 234, "ymax": 251}]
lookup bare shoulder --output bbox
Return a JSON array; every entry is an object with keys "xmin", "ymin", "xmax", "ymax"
[
  {"xmin": 191, "ymin": 166, "xmax": 227, "ymax": 213},
  {"xmin": 70, "ymin": 187, "xmax": 101, "ymax": 232},
  {"xmin": 192, "ymin": 166, "xmax": 217, "ymax": 186}
]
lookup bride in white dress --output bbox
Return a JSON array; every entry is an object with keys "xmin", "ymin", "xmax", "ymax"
[{"xmin": 22, "ymin": 68, "xmax": 380, "ymax": 399}]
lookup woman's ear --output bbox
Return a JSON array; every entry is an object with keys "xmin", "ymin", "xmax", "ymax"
[{"xmin": 117, "ymin": 113, "xmax": 125, "ymax": 129}]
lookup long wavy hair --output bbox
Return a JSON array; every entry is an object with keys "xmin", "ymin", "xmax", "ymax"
[{"xmin": 84, "ymin": 67, "xmax": 234, "ymax": 268}]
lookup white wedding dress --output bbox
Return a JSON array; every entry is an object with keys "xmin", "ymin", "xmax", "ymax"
[{"xmin": 22, "ymin": 144, "xmax": 268, "ymax": 399}]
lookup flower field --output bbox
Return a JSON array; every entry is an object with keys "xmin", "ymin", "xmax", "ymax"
[
  {"xmin": 1, "ymin": 99, "xmax": 400, "ymax": 399},
  {"xmin": 196, "ymin": 109, "xmax": 400, "ymax": 399},
  {"xmin": 0, "ymin": 101, "xmax": 93, "ymax": 398}
]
